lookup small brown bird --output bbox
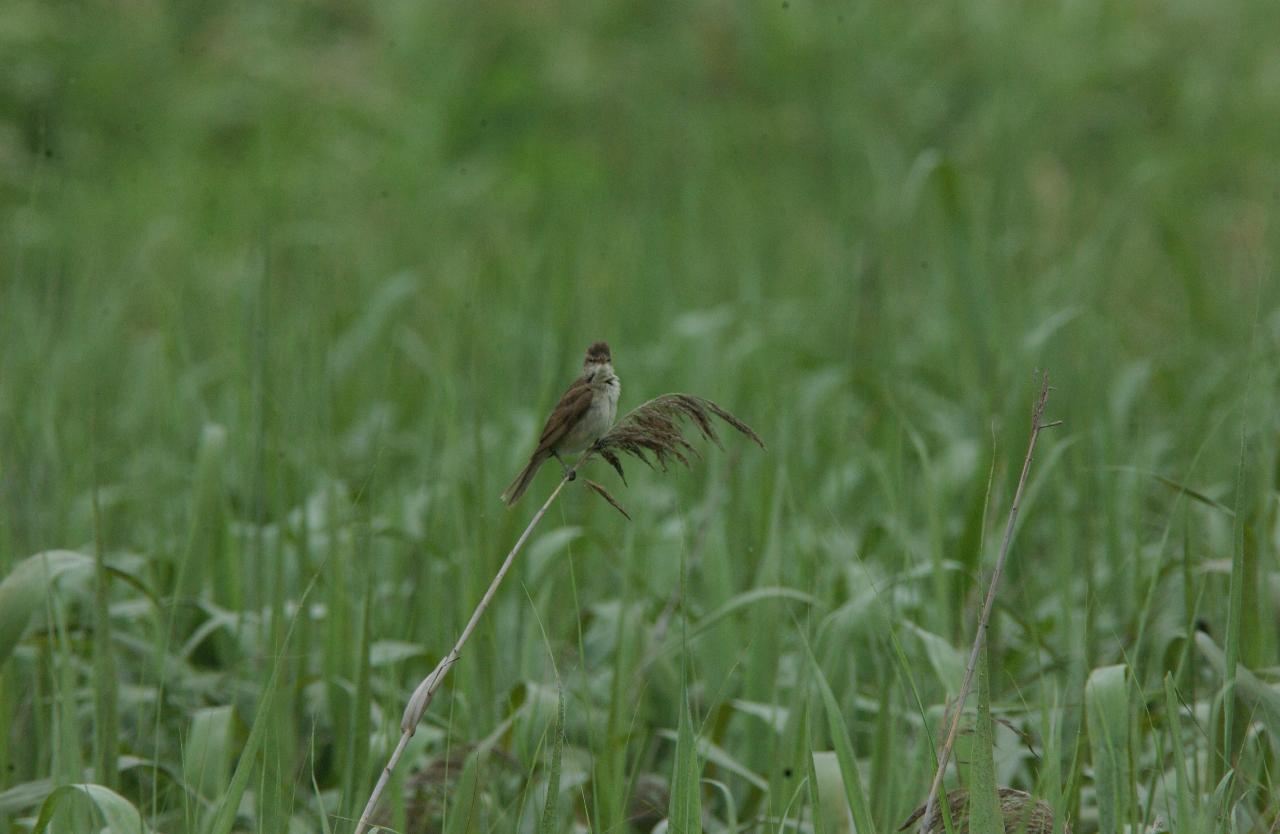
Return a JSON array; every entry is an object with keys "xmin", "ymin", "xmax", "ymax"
[
  {"xmin": 898, "ymin": 788, "xmax": 1063, "ymax": 834},
  {"xmin": 500, "ymin": 341, "xmax": 620, "ymax": 506}
]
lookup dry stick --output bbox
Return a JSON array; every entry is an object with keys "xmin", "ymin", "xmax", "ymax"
[
  {"xmin": 919, "ymin": 372, "xmax": 1058, "ymax": 833},
  {"xmin": 353, "ymin": 463, "xmax": 582, "ymax": 834}
]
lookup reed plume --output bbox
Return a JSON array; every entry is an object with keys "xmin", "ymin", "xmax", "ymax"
[{"xmin": 584, "ymin": 394, "xmax": 764, "ymax": 514}]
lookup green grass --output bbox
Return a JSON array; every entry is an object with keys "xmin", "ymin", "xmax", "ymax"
[{"xmin": 2, "ymin": 0, "xmax": 1278, "ymax": 831}]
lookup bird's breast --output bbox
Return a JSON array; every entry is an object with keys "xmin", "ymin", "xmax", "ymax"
[
  {"xmin": 557, "ymin": 379, "xmax": 618, "ymax": 454},
  {"xmin": 600, "ymin": 378, "xmax": 620, "ymax": 424}
]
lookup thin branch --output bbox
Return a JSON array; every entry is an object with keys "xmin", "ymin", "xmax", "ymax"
[
  {"xmin": 353, "ymin": 465, "xmax": 579, "ymax": 834},
  {"xmin": 919, "ymin": 371, "xmax": 1057, "ymax": 832}
]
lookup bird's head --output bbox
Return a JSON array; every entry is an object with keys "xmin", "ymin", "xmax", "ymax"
[{"xmin": 583, "ymin": 341, "xmax": 614, "ymax": 381}]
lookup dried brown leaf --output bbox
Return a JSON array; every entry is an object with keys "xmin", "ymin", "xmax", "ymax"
[
  {"xmin": 583, "ymin": 479, "xmax": 632, "ymax": 520},
  {"xmin": 598, "ymin": 447, "xmax": 628, "ymax": 485}
]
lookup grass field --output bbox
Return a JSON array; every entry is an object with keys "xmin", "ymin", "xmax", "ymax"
[{"xmin": 2, "ymin": 0, "xmax": 1279, "ymax": 831}]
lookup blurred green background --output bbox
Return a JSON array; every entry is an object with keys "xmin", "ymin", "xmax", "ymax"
[{"xmin": 2, "ymin": 0, "xmax": 1278, "ymax": 831}]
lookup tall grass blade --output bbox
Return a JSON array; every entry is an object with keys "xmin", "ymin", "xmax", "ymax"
[
  {"xmin": 201, "ymin": 579, "xmax": 311, "ymax": 834},
  {"xmin": 667, "ymin": 685, "xmax": 703, "ymax": 834},
  {"xmin": 538, "ymin": 687, "xmax": 565, "ymax": 834},
  {"xmin": 1221, "ymin": 426, "xmax": 1247, "ymax": 784},
  {"xmin": 810, "ymin": 658, "xmax": 876, "ymax": 834},
  {"xmin": 341, "ymin": 575, "xmax": 375, "ymax": 825},
  {"xmin": 807, "ymin": 742, "xmax": 831, "ymax": 834},
  {"xmin": 1085, "ymin": 664, "xmax": 1132, "ymax": 834},
  {"xmin": 175, "ymin": 425, "xmax": 230, "ymax": 637},
  {"xmin": 201, "ymin": 668, "xmax": 279, "ymax": 834},
  {"xmin": 1162, "ymin": 675, "xmax": 1194, "ymax": 834},
  {"xmin": 443, "ymin": 752, "xmax": 483, "ymax": 834},
  {"xmin": 92, "ymin": 485, "xmax": 119, "ymax": 791},
  {"xmin": 967, "ymin": 644, "xmax": 1001, "ymax": 834}
]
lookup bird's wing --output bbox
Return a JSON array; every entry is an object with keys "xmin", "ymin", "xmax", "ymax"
[{"xmin": 534, "ymin": 376, "xmax": 594, "ymax": 453}]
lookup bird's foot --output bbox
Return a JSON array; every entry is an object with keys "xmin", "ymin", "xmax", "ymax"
[{"xmin": 554, "ymin": 451, "xmax": 577, "ymax": 481}]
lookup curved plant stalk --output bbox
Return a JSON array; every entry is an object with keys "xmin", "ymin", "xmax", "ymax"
[
  {"xmin": 919, "ymin": 372, "xmax": 1058, "ymax": 832},
  {"xmin": 353, "ymin": 394, "xmax": 761, "ymax": 834}
]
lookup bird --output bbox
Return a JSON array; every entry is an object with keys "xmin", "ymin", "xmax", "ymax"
[
  {"xmin": 500, "ymin": 341, "xmax": 620, "ymax": 506},
  {"xmin": 897, "ymin": 787, "xmax": 1064, "ymax": 834}
]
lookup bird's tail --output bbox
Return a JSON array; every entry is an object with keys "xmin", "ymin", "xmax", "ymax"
[{"xmin": 500, "ymin": 451, "xmax": 548, "ymax": 506}]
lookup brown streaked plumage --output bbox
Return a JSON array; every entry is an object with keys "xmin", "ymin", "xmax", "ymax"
[
  {"xmin": 898, "ymin": 788, "xmax": 1064, "ymax": 834},
  {"xmin": 501, "ymin": 342, "xmax": 620, "ymax": 506}
]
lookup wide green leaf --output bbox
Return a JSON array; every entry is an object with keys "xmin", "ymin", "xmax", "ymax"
[
  {"xmin": 903, "ymin": 621, "xmax": 965, "ymax": 692},
  {"xmin": 31, "ymin": 783, "xmax": 149, "ymax": 834},
  {"xmin": 184, "ymin": 706, "xmax": 235, "ymax": 801},
  {"xmin": 811, "ymin": 751, "xmax": 848, "ymax": 833},
  {"xmin": 0, "ymin": 550, "xmax": 94, "ymax": 669},
  {"xmin": 1195, "ymin": 631, "xmax": 1280, "ymax": 742},
  {"xmin": 0, "ymin": 778, "xmax": 53, "ymax": 814}
]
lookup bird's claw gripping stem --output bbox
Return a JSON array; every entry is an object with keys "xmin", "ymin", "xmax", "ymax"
[{"xmin": 553, "ymin": 451, "xmax": 576, "ymax": 481}]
